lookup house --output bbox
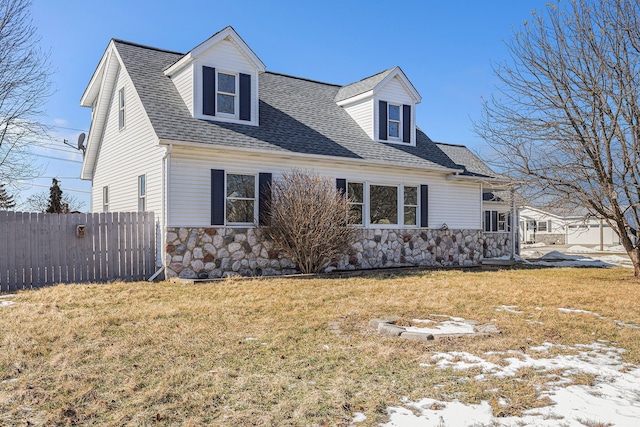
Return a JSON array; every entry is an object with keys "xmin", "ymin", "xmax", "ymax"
[
  {"xmin": 79, "ymin": 26, "xmax": 511, "ymax": 279},
  {"xmin": 519, "ymin": 205, "xmax": 621, "ymax": 246}
]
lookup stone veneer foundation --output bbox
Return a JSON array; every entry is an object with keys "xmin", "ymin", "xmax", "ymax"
[{"xmin": 165, "ymin": 227, "xmax": 512, "ymax": 279}]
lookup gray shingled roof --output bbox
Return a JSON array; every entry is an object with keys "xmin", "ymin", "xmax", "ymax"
[
  {"xmin": 334, "ymin": 68, "xmax": 394, "ymax": 102},
  {"xmin": 113, "ymin": 40, "xmax": 466, "ymax": 172},
  {"xmin": 434, "ymin": 142, "xmax": 499, "ymax": 178}
]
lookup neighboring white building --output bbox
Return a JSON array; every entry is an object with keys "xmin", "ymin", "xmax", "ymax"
[
  {"xmin": 519, "ymin": 206, "xmax": 621, "ymax": 246},
  {"xmin": 80, "ymin": 26, "xmax": 511, "ymax": 279}
]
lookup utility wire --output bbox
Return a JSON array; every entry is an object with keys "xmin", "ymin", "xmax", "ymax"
[
  {"xmin": 29, "ymin": 153, "xmax": 83, "ymax": 164},
  {"xmin": 50, "ymin": 124, "xmax": 89, "ymax": 132},
  {"xmin": 21, "ymin": 182, "xmax": 91, "ymax": 194}
]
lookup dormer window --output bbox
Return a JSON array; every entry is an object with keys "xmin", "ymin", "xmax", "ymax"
[
  {"xmin": 388, "ymin": 104, "xmax": 401, "ymax": 140},
  {"xmin": 202, "ymin": 66, "xmax": 253, "ymax": 122},
  {"xmin": 378, "ymin": 100, "xmax": 411, "ymax": 144},
  {"xmin": 216, "ymin": 71, "xmax": 237, "ymax": 116}
]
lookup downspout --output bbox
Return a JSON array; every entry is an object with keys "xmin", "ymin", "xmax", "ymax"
[{"xmin": 148, "ymin": 143, "xmax": 173, "ymax": 281}]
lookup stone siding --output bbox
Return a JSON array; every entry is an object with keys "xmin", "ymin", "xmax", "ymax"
[{"xmin": 164, "ymin": 227, "xmax": 513, "ymax": 279}]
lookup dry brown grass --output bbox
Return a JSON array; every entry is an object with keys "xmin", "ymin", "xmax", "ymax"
[{"xmin": 0, "ymin": 267, "xmax": 639, "ymax": 426}]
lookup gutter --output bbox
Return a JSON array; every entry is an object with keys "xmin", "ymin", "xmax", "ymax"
[
  {"xmin": 148, "ymin": 143, "xmax": 173, "ymax": 281},
  {"xmin": 158, "ymin": 138, "xmax": 465, "ymax": 175}
]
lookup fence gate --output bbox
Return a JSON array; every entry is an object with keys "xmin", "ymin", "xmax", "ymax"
[{"xmin": 0, "ymin": 211, "xmax": 156, "ymax": 291}]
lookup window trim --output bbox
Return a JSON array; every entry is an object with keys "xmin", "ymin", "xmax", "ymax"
[
  {"xmin": 347, "ymin": 181, "xmax": 364, "ymax": 226},
  {"xmin": 484, "ymin": 210, "xmax": 510, "ymax": 233},
  {"xmin": 138, "ymin": 175, "xmax": 146, "ymax": 212},
  {"xmin": 403, "ymin": 186, "xmax": 418, "ymax": 226},
  {"xmin": 387, "ymin": 103, "xmax": 402, "ymax": 141},
  {"xmin": 118, "ymin": 87, "xmax": 125, "ymax": 130},
  {"xmin": 103, "ymin": 186, "xmax": 109, "ymax": 212},
  {"xmin": 215, "ymin": 70, "xmax": 238, "ymax": 118},
  {"xmin": 225, "ymin": 172, "xmax": 257, "ymax": 225}
]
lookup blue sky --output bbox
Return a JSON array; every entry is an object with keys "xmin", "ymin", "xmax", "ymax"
[{"xmin": 23, "ymin": 0, "xmax": 548, "ymax": 210}]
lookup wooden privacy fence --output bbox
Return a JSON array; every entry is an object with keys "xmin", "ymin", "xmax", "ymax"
[{"xmin": 0, "ymin": 211, "xmax": 156, "ymax": 291}]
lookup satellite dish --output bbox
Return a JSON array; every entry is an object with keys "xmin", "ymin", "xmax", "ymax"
[{"xmin": 77, "ymin": 133, "xmax": 86, "ymax": 154}]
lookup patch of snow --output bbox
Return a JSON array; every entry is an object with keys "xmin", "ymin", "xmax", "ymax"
[
  {"xmin": 488, "ymin": 254, "xmax": 531, "ymax": 263},
  {"xmin": 614, "ymin": 320, "xmax": 640, "ymax": 329},
  {"xmin": 243, "ymin": 337, "xmax": 257, "ymax": 342},
  {"xmin": 522, "ymin": 242, "xmax": 547, "ymax": 248},
  {"xmin": 350, "ymin": 412, "xmax": 367, "ymax": 424},
  {"xmin": 322, "ymin": 345, "xmax": 330, "ymax": 351},
  {"xmin": 405, "ymin": 319, "xmax": 475, "ymax": 335},
  {"xmin": 429, "ymin": 314, "xmax": 466, "ymax": 322},
  {"xmin": 496, "ymin": 305, "xmax": 523, "ymax": 314},
  {"xmin": 594, "ymin": 255, "xmax": 631, "ymax": 265},
  {"xmin": 0, "ymin": 301, "xmax": 16, "ymax": 308},
  {"xmin": 605, "ymin": 245, "xmax": 626, "ymax": 252},
  {"xmin": 1, "ymin": 378, "xmax": 17, "ymax": 384},
  {"xmin": 558, "ymin": 308, "xmax": 605, "ymax": 318},
  {"xmin": 526, "ymin": 320, "xmax": 544, "ymax": 325},
  {"xmin": 0, "ymin": 294, "xmax": 17, "ymax": 299},
  {"xmin": 566, "ymin": 245, "xmax": 597, "ymax": 253},
  {"xmin": 520, "ymin": 250, "xmax": 544, "ymax": 258},
  {"xmin": 386, "ymin": 342, "xmax": 640, "ymax": 427}
]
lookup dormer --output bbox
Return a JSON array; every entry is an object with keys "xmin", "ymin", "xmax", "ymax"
[
  {"xmin": 164, "ymin": 26, "xmax": 266, "ymax": 126},
  {"xmin": 335, "ymin": 67, "xmax": 421, "ymax": 146}
]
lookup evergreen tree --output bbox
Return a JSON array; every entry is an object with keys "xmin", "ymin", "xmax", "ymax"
[
  {"xmin": 0, "ymin": 184, "xmax": 16, "ymax": 210},
  {"xmin": 46, "ymin": 178, "xmax": 63, "ymax": 213}
]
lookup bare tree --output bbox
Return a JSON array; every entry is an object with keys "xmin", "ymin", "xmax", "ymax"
[
  {"xmin": 25, "ymin": 187, "xmax": 84, "ymax": 213},
  {"xmin": 0, "ymin": 0, "xmax": 51, "ymax": 186},
  {"xmin": 261, "ymin": 170, "xmax": 359, "ymax": 274},
  {"xmin": 475, "ymin": 0, "xmax": 640, "ymax": 277}
]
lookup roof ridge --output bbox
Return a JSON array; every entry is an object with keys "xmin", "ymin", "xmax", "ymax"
[
  {"xmin": 434, "ymin": 141, "xmax": 466, "ymax": 147},
  {"xmin": 265, "ymin": 71, "xmax": 341, "ymax": 87},
  {"xmin": 342, "ymin": 67, "xmax": 395, "ymax": 87},
  {"xmin": 112, "ymin": 39, "xmax": 184, "ymax": 56}
]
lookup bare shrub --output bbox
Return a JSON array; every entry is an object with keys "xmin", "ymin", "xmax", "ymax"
[{"xmin": 261, "ymin": 170, "xmax": 359, "ymax": 274}]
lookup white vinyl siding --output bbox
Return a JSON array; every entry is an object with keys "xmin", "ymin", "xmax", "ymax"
[
  {"xmin": 342, "ymin": 98, "xmax": 374, "ymax": 139},
  {"xmin": 376, "ymin": 76, "xmax": 415, "ymax": 145},
  {"xmin": 167, "ymin": 147, "xmax": 482, "ymax": 230},
  {"xmin": 171, "ymin": 65, "xmax": 194, "ymax": 116},
  {"xmin": 377, "ymin": 76, "xmax": 414, "ymax": 105},
  {"xmin": 193, "ymin": 39, "xmax": 259, "ymax": 125},
  {"xmin": 90, "ymin": 67, "xmax": 165, "ymax": 218}
]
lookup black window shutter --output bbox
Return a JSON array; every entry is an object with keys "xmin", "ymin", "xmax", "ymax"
[
  {"xmin": 402, "ymin": 105, "xmax": 411, "ymax": 143},
  {"xmin": 491, "ymin": 211, "xmax": 498, "ymax": 232},
  {"xmin": 420, "ymin": 185, "xmax": 428, "ymax": 227},
  {"xmin": 211, "ymin": 169, "xmax": 225, "ymax": 225},
  {"xmin": 203, "ymin": 66, "xmax": 216, "ymax": 116},
  {"xmin": 258, "ymin": 173, "xmax": 272, "ymax": 226},
  {"xmin": 378, "ymin": 100, "xmax": 388, "ymax": 141},
  {"xmin": 484, "ymin": 211, "xmax": 491, "ymax": 232},
  {"xmin": 336, "ymin": 178, "xmax": 347, "ymax": 196},
  {"xmin": 239, "ymin": 73, "xmax": 251, "ymax": 121}
]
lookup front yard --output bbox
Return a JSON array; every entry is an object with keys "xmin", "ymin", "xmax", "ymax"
[{"xmin": 1, "ymin": 267, "xmax": 639, "ymax": 426}]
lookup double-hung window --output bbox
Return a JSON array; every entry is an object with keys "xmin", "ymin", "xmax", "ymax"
[
  {"xmin": 537, "ymin": 220, "xmax": 549, "ymax": 232},
  {"xmin": 347, "ymin": 182, "xmax": 364, "ymax": 225},
  {"xmin": 403, "ymin": 186, "xmax": 418, "ymax": 226},
  {"xmin": 118, "ymin": 88, "xmax": 125, "ymax": 130},
  {"xmin": 484, "ymin": 210, "xmax": 510, "ymax": 232},
  {"xmin": 138, "ymin": 175, "xmax": 146, "ymax": 211},
  {"xmin": 226, "ymin": 174, "xmax": 256, "ymax": 223},
  {"xmin": 388, "ymin": 104, "xmax": 401, "ymax": 140},
  {"xmin": 217, "ymin": 72, "xmax": 237, "ymax": 117}
]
